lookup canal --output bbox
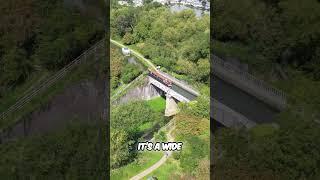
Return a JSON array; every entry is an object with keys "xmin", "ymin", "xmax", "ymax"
[{"xmin": 211, "ymin": 75, "xmax": 280, "ymax": 124}]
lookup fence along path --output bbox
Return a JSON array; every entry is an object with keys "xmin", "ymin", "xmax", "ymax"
[
  {"xmin": 212, "ymin": 55, "xmax": 287, "ymax": 110},
  {"xmin": 0, "ymin": 39, "xmax": 105, "ymax": 128}
]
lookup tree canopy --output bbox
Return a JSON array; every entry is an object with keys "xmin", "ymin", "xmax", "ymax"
[
  {"xmin": 111, "ymin": 5, "xmax": 210, "ymax": 84},
  {"xmin": 111, "ymin": 101, "xmax": 165, "ymax": 169},
  {"xmin": 0, "ymin": 0, "xmax": 104, "ymax": 99}
]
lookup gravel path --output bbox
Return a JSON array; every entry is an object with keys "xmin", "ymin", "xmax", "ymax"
[{"xmin": 129, "ymin": 125, "xmax": 175, "ymax": 180}]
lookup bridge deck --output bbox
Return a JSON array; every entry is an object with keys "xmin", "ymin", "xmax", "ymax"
[
  {"xmin": 212, "ymin": 76, "xmax": 279, "ymax": 124},
  {"xmin": 148, "ymin": 70, "xmax": 200, "ymax": 102},
  {"xmin": 148, "ymin": 75, "xmax": 193, "ymax": 102},
  {"xmin": 157, "ymin": 71, "xmax": 199, "ymax": 97}
]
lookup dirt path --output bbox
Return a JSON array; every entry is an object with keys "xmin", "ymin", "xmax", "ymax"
[
  {"xmin": 110, "ymin": 39, "xmax": 156, "ymax": 70},
  {"xmin": 129, "ymin": 125, "xmax": 175, "ymax": 180}
]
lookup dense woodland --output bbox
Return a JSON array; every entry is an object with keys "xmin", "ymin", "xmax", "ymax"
[
  {"xmin": 111, "ymin": 2, "xmax": 210, "ymax": 84},
  {"xmin": 0, "ymin": 122, "xmax": 107, "ymax": 179},
  {"xmin": 0, "ymin": 0, "xmax": 104, "ymax": 101},
  {"xmin": 213, "ymin": 0, "xmax": 320, "ymax": 179}
]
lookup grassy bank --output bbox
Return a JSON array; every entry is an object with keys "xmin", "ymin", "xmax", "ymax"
[
  {"xmin": 111, "ymin": 151, "xmax": 163, "ymax": 180},
  {"xmin": 146, "ymin": 97, "xmax": 166, "ymax": 112},
  {"xmin": 143, "ymin": 158, "xmax": 181, "ymax": 180}
]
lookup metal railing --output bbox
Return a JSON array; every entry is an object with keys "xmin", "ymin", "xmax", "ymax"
[
  {"xmin": 212, "ymin": 55, "xmax": 287, "ymax": 109},
  {"xmin": 157, "ymin": 70, "xmax": 200, "ymax": 97},
  {"xmin": 0, "ymin": 39, "xmax": 105, "ymax": 127}
]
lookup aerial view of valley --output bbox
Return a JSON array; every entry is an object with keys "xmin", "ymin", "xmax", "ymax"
[
  {"xmin": 110, "ymin": 0, "xmax": 210, "ymax": 179},
  {"xmin": 0, "ymin": 0, "xmax": 318, "ymax": 179}
]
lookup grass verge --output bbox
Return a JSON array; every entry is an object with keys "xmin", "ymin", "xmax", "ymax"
[
  {"xmin": 143, "ymin": 158, "xmax": 181, "ymax": 180},
  {"xmin": 146, "ymin": 97, "xmax": 166, "ymax": 113},
  {"xmin": 111, "ymin": 151, "xmax": 163, "ymax": 180}
]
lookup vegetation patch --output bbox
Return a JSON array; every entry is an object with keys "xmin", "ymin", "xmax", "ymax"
[
  {"xmin": 0, "ymin": 121, "xmax": 107, "ymax": 179},
  {"xmin": 144, "ymin": 158, "xmax": 182, "ymax": 180},
  {"xmin": 111, "ymin": 4, "xmax": 210, "ymax": 85},
  {"xmin": 111, "ymin": 46, "xmax": 144, "ymax": 92},
  {"xmin": 111, "ymin": 101, "xmax": 165, "ymax": 169},
  {"xmin": 146, "ymin": 97, "xmax": 166, "ymax": 112},
  {"xmin": 111, "ymin": 151, "xmax": 162, "ymax": 180}
]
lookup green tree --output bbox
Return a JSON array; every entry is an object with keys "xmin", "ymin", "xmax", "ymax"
[
  {"xmin": 110, "ymin": 129, "xmax": 133, "ymax": 168},
  {"xmin": 123, "ymin": 32, "xmax": 134, "ymax": 45},
  {"xmin": 121, "ymin": 63, "xmax": 142, "ymax": 84},
  {"xmin": 111, "ymin": 7, "xmax": 138, "ymax": 37},
  {"xmin": 0, "ymin": 47, "xmax": 32, "ymax": 86},
  {"xmin": 180, "ymin": 136, "xmax": 209, "ymax": 174}
]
